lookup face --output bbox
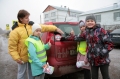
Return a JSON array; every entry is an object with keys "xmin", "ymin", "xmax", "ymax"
[
  {"xmin": 80, "ymin": 26, "xmax": 86, "ymax": 32},
  {"xmin": 86, "ymin": 19, "xmax": 95, "ymax": 28},
  {"xmin": 20, "ymin": 15, "xmax": 29, "ymax": 24},
  {"xmin": 33, "ymin": 28, "xmax": 41, "ymax": 37}
]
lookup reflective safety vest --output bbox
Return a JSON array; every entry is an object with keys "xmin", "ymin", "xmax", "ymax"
[
  {"xmin": 77, "ymin": 41, "xmax": 87, "ymax": 55},
  {"xmin": 25, "ymin": 38, "xmax": 47, "ymax": 63}
]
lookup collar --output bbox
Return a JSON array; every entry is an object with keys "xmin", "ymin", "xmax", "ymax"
[
  {"xmin": 18, "ymin": 22, "xmax": 28, "ymax": 27},
  {"xmin": 29, "ymin": 35, "xmax": 40, "ymax": 40}
]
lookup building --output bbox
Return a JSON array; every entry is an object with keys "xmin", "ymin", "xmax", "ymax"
[
  {"xmin": 78, "ymin": 3, "xmax": 120, "ymax": 30},
  {"xmin": 43, "ymin": 5, "xmax": 83, "ymax": 22},
  {"xmin": 43, "ymin": 3, "xmax": 120, "ymax": 30}
]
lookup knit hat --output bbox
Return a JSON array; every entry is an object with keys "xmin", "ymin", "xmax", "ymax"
[
  {"xmin": 79, "ymin": 21, "xmax": 85, "ymax": 28},
  {"xmin": 85, "ymin": 15, "xmax": 96, "ymax": 23},
  {"xmin": 32, "ymin": 23, "xmax": 41, "ymax": 33}
]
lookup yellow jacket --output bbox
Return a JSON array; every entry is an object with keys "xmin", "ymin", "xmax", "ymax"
[{"xmin": 8, "ymin": 22, "xmax": 57, "ymax": 63}]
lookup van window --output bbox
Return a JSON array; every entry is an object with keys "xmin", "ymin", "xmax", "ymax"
[
  {"xmin": 55, "ymin": 24, "xmax": 80, "ymax": 36},
  {"xmin": 111, "ymin": 29, "xmax": 120, "ymax": 33}
]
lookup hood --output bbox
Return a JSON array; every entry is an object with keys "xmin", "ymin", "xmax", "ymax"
[
  {"xmin": 11, "ymin": 21, "xmax": 34, "ymax": 30},
  {"xmin": 11, "ymin": 21, "xmax": 18, "ymax": 30}
]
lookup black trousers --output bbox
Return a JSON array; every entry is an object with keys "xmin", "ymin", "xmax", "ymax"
[
  {"xmin": 91, "ymin": 64, "xmax": 110, "ymax": 79},
  {"xmin": 84, "ymin": 69, "xmax": 91, "ymax": 79}
]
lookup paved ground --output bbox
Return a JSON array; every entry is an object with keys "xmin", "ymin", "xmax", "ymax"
[
  {"xmin": 0, "ymin": 35, "xmax": 120, "ymax": 79},
  {"xmin": 102, "ymin": 48, "xmax": 120, "ymax": 79},
  {"xmin": 0, "ymin": 35, "xmax": 17, "ymax": 79}
]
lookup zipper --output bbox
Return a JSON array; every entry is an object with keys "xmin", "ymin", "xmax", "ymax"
[{"xmin": 24, "ymin": 24, "xmax": 29, "ymax": 37}]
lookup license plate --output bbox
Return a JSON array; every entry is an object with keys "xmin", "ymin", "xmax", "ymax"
[
  {"xmin": 112, "ymin": 35, "xmax": 120, "ymax": 37},
  {"xmin": 70, "ymin": 50, "xmax": 77, "ymax": 55}
]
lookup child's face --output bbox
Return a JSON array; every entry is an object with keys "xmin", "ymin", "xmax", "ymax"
[
  {"xmin": 33, "ymin": 28, "xmax": 41, "ymax": 37},
  {"xmin": 20, "ymin": 15, "xmax": 30, "ymax": 24},
  {"xmin": 86, "ymin": 19, "xmax": 95, "ymax": 28},
  {"xmin": 80, "ymin": 26, "xmax": 86, "ymax": 32}
]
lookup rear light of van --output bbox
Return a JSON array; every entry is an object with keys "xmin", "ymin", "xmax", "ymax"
[{"xmin": 55, "ymin": 34, "xmax": 62, "ymax": 41}]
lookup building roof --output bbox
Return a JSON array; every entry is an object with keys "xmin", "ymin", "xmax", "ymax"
[
  {"xmin": 43, "ymin": 5, "xmax": 83, "ymax": 13},
  {"xmin": 79, "ymin": 4, "xmax": 120, "ymax": 16}
]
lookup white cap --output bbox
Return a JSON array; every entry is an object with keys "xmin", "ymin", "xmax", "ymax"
[{"xmin": 32, "ymin": 23, "xmax": 41, "ymax": 33}]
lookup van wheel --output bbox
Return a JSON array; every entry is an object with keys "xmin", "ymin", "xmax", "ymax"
[
  {"xmin": 45, "ymin": 71, "xmax": 84, "ymax": 79},
  {"xmin": 65, "ymin": 71, "xmax": 84, "ymax": 79}
]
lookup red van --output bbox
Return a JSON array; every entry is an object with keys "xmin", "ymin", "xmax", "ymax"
[{"xmin": 41, "ymin": 22, "xmax": 82, "ymax": 77}]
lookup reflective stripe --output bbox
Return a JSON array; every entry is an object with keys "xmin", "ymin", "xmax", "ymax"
[
  {"xmin": 29, "ymin": 54, "xmax": 47, "ymax": 63},
  {"xmin": 79, "ymin": 48, "xmax": 86, "ymax": 51},
  {"xmin": 41, "ymin": 57, "xmax": 47, "ymax": 62},
  {"xmin": 37, "ymin": 49, "xmax": 45, "ymax": 54},
  {"xmin": 38, "ymin": 55, "xmax": 47, "ymax": 60},
  {"xmin": 28, "ymin": 49, "xmax": 47, "ymax": 63},
  {"xmin": 28, "ymin": 53, "xmax": 32, "ymax": 63}
]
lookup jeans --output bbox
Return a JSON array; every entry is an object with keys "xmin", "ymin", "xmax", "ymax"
[
  {"xmin": 84, "ymin": 69, "xmax": 91, "ymax": 79},
  {"xmin": 91, "ymin": 64, "xmax": 110, "ymax": 79}
]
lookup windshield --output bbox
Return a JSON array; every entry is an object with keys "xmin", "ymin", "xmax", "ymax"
[{"xmin": 55, "ymin": 24, "xmax": 80, "ymax": 36}]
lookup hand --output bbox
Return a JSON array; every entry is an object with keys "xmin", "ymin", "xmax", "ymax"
[
  {"xmin": 56, "ymin": 28, "xmax": 64, "ymax": 35},
  {"xmin": 43, "ymin": 64, "xmax": 48, "ymax": 68},
  {"xmin": 48, "ymin": 40, "xmax": 51, "ymax": 47},
  {"xmin": 70, "ymin": 30, "xmax": 75, "ymax": 36},
  {"xmin": 16, "ymin": 59, "xmax": 24, "ymax": 64}
]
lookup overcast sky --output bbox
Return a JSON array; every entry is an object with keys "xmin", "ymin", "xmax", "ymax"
[{"xmin": 0, "ymin": 0, "xmax": 120, "ymax": 30}]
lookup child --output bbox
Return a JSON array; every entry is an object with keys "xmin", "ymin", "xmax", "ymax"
[
  {"xmin": 81, "ymin": 15, "xmax": 113, "ymax": 79},
  {"xmin": 25, "ymin": 23, "xmax": 52, "ymax": 79},
  {"xmin": 76, "ymin": 20, "xmax": 91, "ymax": 79}
]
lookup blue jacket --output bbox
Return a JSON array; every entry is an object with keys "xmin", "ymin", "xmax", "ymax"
[{"xmin": 27, "ymin": 35, "xmax": 50, "ymax": 76}]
